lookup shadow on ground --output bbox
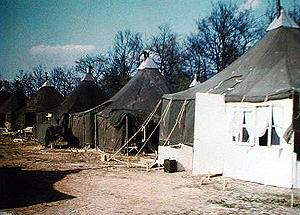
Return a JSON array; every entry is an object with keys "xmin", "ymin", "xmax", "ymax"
[{"xmin": 0, "ymin": 167, "xmax": 80, "ymax": 209}]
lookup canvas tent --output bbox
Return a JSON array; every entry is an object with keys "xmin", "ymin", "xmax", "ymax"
[
  {"xmin": 50, "ymin": 69, "xmax": 108, "ymax": 147},
  {"xmin": 70, "ymin": 55, "xmax": 174, "ymax": 151},
  {"xmin": 160, "ymin": 9, "xmax": 300, "ymax": 147},
  {"xmin": 0, "ymin": 89, "xmax": 28, "ymax": 130},
  {"xmin": 34, "ymin": 69, "xmax": 108, "ymax": 146},
  {"xmin": 159, "ymin": 9, "xmax": 300, "ymax": 187},
  {"xmin": 16, "ymin": 80, "xmax": 64, "ymax": 128},
  {"xmin": 58, "ymin": 69, "xmax": 108, "ymax": 117},
  {"xmin": 0, "ymin": 87, "xmax": 11, "ymax": 127}
]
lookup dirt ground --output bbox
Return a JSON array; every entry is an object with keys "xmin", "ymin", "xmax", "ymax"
[{"xmin": 0, "ymin": 135, "xmax": 299, "ymax": 215}]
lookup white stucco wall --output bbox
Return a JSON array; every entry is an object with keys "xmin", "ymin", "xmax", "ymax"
[
  {"xmin": 157, "ymin": 145, "xmax": 193, "ymax": 171},
  {"xmin": 223, "ymin": 99, "xmax": 297, "ymax": 188},
  {"xmin": 297, "ymin": 161, "xmax": 300, "ymax": 188},
  {"xmin": 223, "ymin": 143, "xmax": 297, "ymax": 188}
]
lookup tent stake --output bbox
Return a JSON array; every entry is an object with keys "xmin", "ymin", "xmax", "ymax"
[{"xmin": 290, "ymin": 187, "xmax": 294, "ymax": 208}]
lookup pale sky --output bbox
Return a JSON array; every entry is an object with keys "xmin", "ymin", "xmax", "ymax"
[{"xmin": 0, "ymin": 0, "xmax": 295, "ymax": 80}]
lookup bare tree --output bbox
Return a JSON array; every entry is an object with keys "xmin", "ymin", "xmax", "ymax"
[
  {"xmin": 188, "ymin": 1, "xmax": 262, "ymax": 77},
  {"xmin": 184, "ymin": 33, "xmax": 212, "ymax": 81},
  {"xmin": 49, "ymin": 67, "xmax": 79, "ymax": 97},
  {"xmin": 104, "ymin": 30, "xmax": 144, "ymax": 96},
  {"xmin": 148, "ymin": 24, "xmax": 190, "ymax": 91},
  {"xmin": 15, "ymin": 65, "xmax": 47, "ymax": 97},
  {"xmin": 288, "ymin": 3, "xmax": 300, "ymax": 26},
  {"xmin": 0, "ymin": 79, "xmax": 13, "ymax": 92},
  {"xmin": 74, "ymin": 54, "xmax": 107, "ymax": 83}
]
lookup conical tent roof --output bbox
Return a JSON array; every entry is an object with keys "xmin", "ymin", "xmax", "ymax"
[
  {"xmin": 189, "ymin": 73, "xmax": 200, "ymax": 88},
  {"xmin": 24, "ymin": 84, "xmax": 64, "ymax": 113},
  {"xmin": 59, "ymin": 72, "xmax": 108, "ymax": 114},
  {"xmin": 0, "ymin": 90, "xmax": 28, "ymax": 113},
  {"xmin": 0, "ymin": 87, "xmax": 11, "ymax": 105},
  {"xmin": 92, "ymin": 57, "xmax": 173, "ymax": 118},
  {"xmin": 159, "ymin": 10, "xmax": 300, "ymax": 147},
  {"xmin": 163, "ymin": 10, "xmax": 300, "ymax": 102},
  {"xmin": 71, "ymin": 56, "xmax": 174, "ymax": 151}
]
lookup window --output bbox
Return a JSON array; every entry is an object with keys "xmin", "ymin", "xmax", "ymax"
[
  {"xmin": 229, "ymin": 104, "xmax": 283, "ymax": 147},
  {"xmin": 258, "ymin": 105, "xmax": 283, "ymax": 147},
  {"xmin": 231, "ymin": 109, "xmax": 252, "ymax": 143}
]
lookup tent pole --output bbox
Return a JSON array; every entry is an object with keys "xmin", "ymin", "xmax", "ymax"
[
  {"xmin": 276, "ymin": 0, "xmax": 281, "ymax": 18},
  {"xmin": 126, "ymin": 115, "xmax": 129, "ymax": 156},
  {"xmin": 291, "ymin": 91, "xmax": 300, "ymax": 206},
  {"xmin": 94, "ymin": 114, "xmax": 98, "ymax": 150}
]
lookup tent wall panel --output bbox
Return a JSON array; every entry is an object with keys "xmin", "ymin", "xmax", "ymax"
[
  {"xmin": 159, "ymin": 99, "xmax": 194, "ymax": 146},
  {"xmin": 223, "ymin": 144, "xmax": 297, "ymax": 188},
  {"xmin": 70, "ymin": 115, "xmax": 85, "ymax": 147},
  {"xmin": 96, "ymin": 116, "xmax": 125, "ymax": 152},
  {"xmin": 0, "ymin": 113, "xmax": 6, "ymax": 128},
  {"xmin": 70, "ymin": 114, "xmax": 94, "ymax": 148},
  {"xmin": 158, "ymin": 145, "xmax": 193, "ymax": 171}
]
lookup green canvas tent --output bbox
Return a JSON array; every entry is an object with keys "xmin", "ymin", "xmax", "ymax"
[
  {"xmin": 58, "ymin": 70, "xmax": 108, "ymax": 117},
  {"xmin": 70, "ymin": 55, "xmax": 174, "ymax": 150},
  {"xmin": 17, "ymin": 80, "xmax": 64, "ymax": 128},
  {"xmin": 0, "ymin": 90, "xmax": 28, "ymax": 130},
  {"xmin": 0, "ymin": 87, "xmax": 11, "ymax": 127},
  {"xmin": 160, "ymin": 9, "xmax": 300, "ymax": 148}
]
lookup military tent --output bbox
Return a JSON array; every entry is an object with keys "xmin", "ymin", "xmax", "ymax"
[
  {"xmin": 0, "ymin": 89, "xmax": 28, "ymax": 130},
  {"xmin": 16, "ymin": 80, "xmax": 64, "ymax": 128},
  {"xmin": 160, "ymin": 9, "xmax": 300, "ymax": 147},
  {"xmin": 159, "ymin": 9, "xmax": 300, "ymax": 188},
  {"xmin": 50, "ymin": 68, "xmax": 108, "ymax": 147},
  {"xmin": 70, "ymin": 55, "xmax": 174, "ymax": 151},
  {"xmin": 0, "ymin": 87, "xmax": 11, "ymax": 127},
  {"xmin": 58, "ymin": 68, "xmax": 108, "ymax": 117}
]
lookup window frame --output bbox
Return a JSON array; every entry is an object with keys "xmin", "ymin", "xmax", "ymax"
[{"xmin": 229, "ymin": 104, "xmax": 284, "ymax": 147}]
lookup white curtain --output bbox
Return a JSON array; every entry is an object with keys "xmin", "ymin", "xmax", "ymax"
[
  {"xmin": 226, "ymin": 108, "xmax": 235, "ymax": 137},
  {"xmin": 273, "ymin": 106, "xmax": 284, "ymax": 137},
  {"xmin": 245, "ymin": 110, "xmax": 255, "ymax": 137},
  {"xmin": 232, "ymin": 110, "xmax": 243, "ymax": 137},
  {"xmin": 255, "ymin": 107, "xmax": 270, "ymax": 137}
]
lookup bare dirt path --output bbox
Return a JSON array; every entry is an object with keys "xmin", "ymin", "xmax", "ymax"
[{"xmin": 0, "ymin": 137, "xmax": 299, "ymax": 215}]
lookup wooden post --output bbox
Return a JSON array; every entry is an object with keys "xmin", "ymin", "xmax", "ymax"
[
  {"xmin": 126, "ymin": 115, "xmax": 129, "ymax": 156},
  {"xmin": 94, "ymin": 114, "xmax": 98, "ymax": 150}
]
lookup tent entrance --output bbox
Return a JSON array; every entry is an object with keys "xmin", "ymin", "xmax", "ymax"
[
  {"xmin": 294, "ymin": 92, "xmax": 300, "ymax": 160},
  {"xmin": 0, "ymin": 113, "xmax": 6, "ymax": 128},
  {"xmin": 25, "ymin": 112, "xmax": 36, "ymax": 127}
]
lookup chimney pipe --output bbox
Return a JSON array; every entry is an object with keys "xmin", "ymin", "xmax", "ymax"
[
  {"xmin": 87, "ymin": 65, "xmax": 93, "ymax": 74},
  {"xmin": 142, "ymin": 51, "xmax": 149, "ymax": 60},
  {"xmin": 276, "ymin": 0, "xmax": 281, "ymax": 18}
]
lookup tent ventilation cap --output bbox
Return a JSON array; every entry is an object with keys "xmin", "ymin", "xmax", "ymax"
[
  {"xmin": 41, "ymin": 80, "xmax": 52, "ymax": 87},
  {"xmin": 137, "ymin": 56, "xmax": 159, "ymax": 70},
  {"xmin": 266, "ymin": 8, "xmax": 299, "ymax": 31},
  {"xmin": 81, "ymin": 66, "xmax": 95, "ymax": 82}
]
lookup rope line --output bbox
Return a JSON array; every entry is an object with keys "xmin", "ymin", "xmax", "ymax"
[
  {"xmin": 135, "ymin": 99, "xmax": 173, "ymax": 156},
  {"xmin": 163, "ymin": 99, "xmax": 188, "ymax": 146},
  {"xmin": 108, "ymin": 100, "xmax": 163, "ymax": 161}
]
